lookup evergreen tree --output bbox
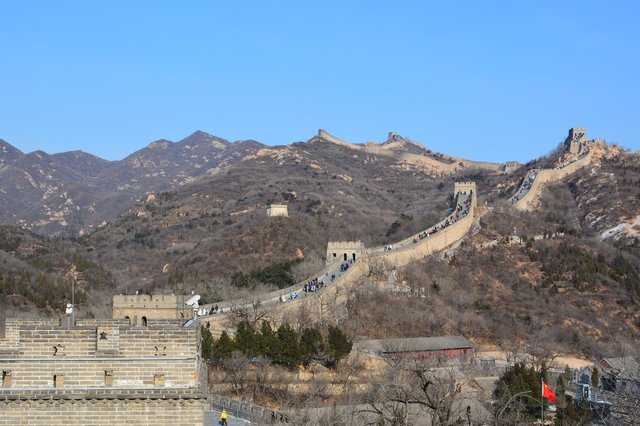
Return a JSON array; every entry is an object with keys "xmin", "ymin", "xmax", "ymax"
[
  {"xmin": 257, "ymin": 320, "xmax": 277, "ymax": 358},
  {"xmin": 211, "ymin": 330, "xmax": 235, "ymax": 364},
  {"xmin": 201, "ymin": 325, "xmax": 215, "ymax": 363},
  {"xmin": 493, "ymin": 362, "xmax": 542, "ymax": 420},
  {"xmin": 235, "ymin": 320, "xmax": 259, "ymax": 356},
  {"xmin": 300, "ymin": 326, "xmax": 324, "ymax": 366},
  {"xmin": 556, "ymin": 375, "xmax": 567, "ymax": 406},
  {"xmin": 274, "ymin": 322, "xmax": 302, "ymax": 369},
  {"xmin": 326, "ymin": 325, "xmax": 352, "ymax": 368},
  {"xmin": 554, "ymin": 400, "xmax": 591, "ymax": 425}
]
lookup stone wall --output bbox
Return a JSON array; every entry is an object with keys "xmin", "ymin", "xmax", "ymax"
[
  {"xmin": 454, "ymin": 181, "xmax": 477, "ymax": 195},
  {"xmin": 0, "ymin": 392, "xmax": 205, "ymax": 426},
  {"xmin": 565, "ymin": 127, "xmax": 587, "ymax": 154},
  {"xmin": 514, "ymin": 152, "xmax": 591, "ymax": 211},
  {"xmin": 112, "ymin": 294, "xmax": 194, "ymax": 324},
  {"xmin": 202, "ymin": 184, "xmax": 477, "ymax": 327},
  {"xmin": 0, "ymin": 319, "xmax": 206, "ymax": 425},
  {"xmin": 0, "ymin": 320, "xmax": 199, "ymax": 389}
]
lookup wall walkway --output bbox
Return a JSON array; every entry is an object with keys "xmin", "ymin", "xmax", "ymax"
[
  {"xmin": 510, "ymin": 149, "xmax": 592, "ymax": 211},
  {"xmin": 198, "ymin": 184, "xmax": 477, "ymax": 327}
]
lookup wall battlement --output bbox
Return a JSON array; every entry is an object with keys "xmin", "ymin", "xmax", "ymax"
[
  {"xmin": 112, "ymin": 294, "xmax": 194, "ymax": 325},
  {"xmin": 454, "ymin": 181, "xmax": 477, "ymax": 195},
  {"xmin": 0, "ymin": 318, "xmax": 206, "ymax": 425}
]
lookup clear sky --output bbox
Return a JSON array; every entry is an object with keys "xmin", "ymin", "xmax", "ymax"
[{"xmin": 0, "ymin": 1, "xmax": 638, "ymax": 162}]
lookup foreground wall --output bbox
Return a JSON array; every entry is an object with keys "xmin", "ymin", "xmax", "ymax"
[
  {"xmin": 0, "ymin": 392, "xmax": 205, "ymax": 426},
  {"xmin": 0, "ymin": 319, "xmax": 206, "ymax": 426}
]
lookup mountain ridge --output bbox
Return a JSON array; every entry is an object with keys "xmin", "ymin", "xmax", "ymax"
[{"xmin": 0, "ymin": 131, "xmax": 267, "ymax": 234}]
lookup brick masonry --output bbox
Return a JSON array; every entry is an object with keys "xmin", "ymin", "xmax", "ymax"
[{"xmin": 0, "ymin": 319, "xmax": 207, "ymax": 425}]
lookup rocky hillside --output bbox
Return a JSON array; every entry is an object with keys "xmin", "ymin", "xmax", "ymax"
[
  {"xmin": 0, "ymin": 131, "xmax": 266, "ymax": 235},
  {"xmin": 0, "ymin": 129, "xmax": 638, "ymax": 357},
  {"xmin": 80, "ymin": 135, "xmax": 477, "ymax": 292},
  {"xmin": 0, "ymin": 225, "xmax": 113, "ymax": 321}
]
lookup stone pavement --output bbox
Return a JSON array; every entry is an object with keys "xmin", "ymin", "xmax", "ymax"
[{"xmin": 205, "ymin": 409, "xmax": 253, "ymax": 426}]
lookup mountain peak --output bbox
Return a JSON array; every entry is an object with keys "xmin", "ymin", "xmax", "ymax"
[
  {"xmin": 178, "ymin": 131, "xmax": 230, "ymax": 149},
  {"xmin": 0, "ymin": 138, "xmax": 24, "ymax": 167},
  {"xmin": 147, "ymin": 139, "xmax": 173, "ymax": 149}
]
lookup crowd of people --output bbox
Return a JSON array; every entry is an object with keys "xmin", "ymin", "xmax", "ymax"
[
  {"xmin": 411, "ymin": 191, "xmax": 473, "ymax": 244},
  {"xmin": 510, "ymin": 169, "xmax": 539, "ymax": 204},
  {"xmin": 511, "ymin": 144, "xmax": 591, "ymax": 205},
  {"xmin": 302, "ymin": 277, "xmax": 326, "ymax": 293},
  {"xmin": 201, "ymin": 190, "xmax": 477, "ymax": 315},
  {"xmin": 208, "ymin": 305, "xmax": 223, "ymax": 315},
  {"xmin": 556, "ymin": 143, "xmax": 589, "ymax": 169},
  {"xmin": 277, "ymin": 259, "xmax": 354, "ymax": 303}
]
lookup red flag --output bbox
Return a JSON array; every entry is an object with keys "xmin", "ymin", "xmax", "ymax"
[{"xmin": 542, "ymin": 380, "xmax": 557, "ymax": 403}]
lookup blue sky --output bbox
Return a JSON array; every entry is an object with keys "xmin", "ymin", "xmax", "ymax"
[{"xmin": 0, "ymin": 1, "xmax": 638, "ymax": 162}]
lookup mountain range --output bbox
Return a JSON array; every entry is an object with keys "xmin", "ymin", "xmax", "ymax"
[
  {"xmin": 0, "ymin": 128, "xmax": 638, "ymax": 357},
  {"xmin": 0, "ymin": 131, "xmax": 265, "ymax": 235}
]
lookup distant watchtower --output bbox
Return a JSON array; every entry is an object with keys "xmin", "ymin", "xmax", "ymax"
[
  {"xmin": 454, "ymin": 182, "xmax": 476, "ymax": 195},
  {"xmin": 267, "ymin": 204, "xmax": 288, "ymax": 217},
  {"xmin": 564, "ymin": 127, "xmax": 586, "ymax": 154}
]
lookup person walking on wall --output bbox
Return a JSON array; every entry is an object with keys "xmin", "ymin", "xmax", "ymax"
[{"xmin": 220, "ymin": 409, "xmax": 228, "ymax": 425}]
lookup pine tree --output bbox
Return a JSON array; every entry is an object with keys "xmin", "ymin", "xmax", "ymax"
[
  {"xmin": 211, "ymin": 330, "xmax": 235, "ymax": 364},
  {"xmin": 274, "ymin": 322, "xmax": 302, "ymax": 369},
  {"xmin": 235, "ymin": 320, "xmax": 259, "ymax": 356},
  {"xmin": 257, "ymin": 320, "xmax": 277, "ymax": 358},
  {"xmin": 201, "ymin": 325, "xmax": 215, "ymax": 363},
  {"xmin": 326, "ymin": 325, "xmax": 352, "ymax": 368},
  {"xmin": 300, "ymin": 326, "xmax": 324, "ymax": 366}
]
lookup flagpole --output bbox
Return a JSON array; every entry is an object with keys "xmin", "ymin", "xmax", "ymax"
[{"xmin": 541, "ymin": 379, "xmax": 544, "ymax": 424}]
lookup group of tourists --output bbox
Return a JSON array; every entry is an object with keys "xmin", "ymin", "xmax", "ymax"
[
  {"xmin": 303, "ymin": 277, "xmax": 325, "ymax": 293},
  {"xmin": 208, "ymin": 305, "xmax": 224, "ymax": 315},
  {"xmin": 411, "ymin": 191, "xmax": 472, "ymax": 244},
  {"xmin": 511, "ymin": 169, "xmax": 539, "ymax": 204}
]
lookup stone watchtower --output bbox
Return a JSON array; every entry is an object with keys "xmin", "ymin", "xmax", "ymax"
[
  {"xmin": 325, "ymin": 241, "xmax": 366, "ymax": 265},
  {"xmin": 454, "ymin": 181, "xmax": 477, "ymax": 211},
  {"xmin": 564, "ymin": 127, "xmax": 586, "ymax": 154},
  {"xmin": 267, "ymin": 204, "xmax": 288, "ymax": 217}
]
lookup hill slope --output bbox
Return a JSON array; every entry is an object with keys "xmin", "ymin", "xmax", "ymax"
[{"xmin": 0, "ymin": 131, "xmax": 266, "ymax": 235}]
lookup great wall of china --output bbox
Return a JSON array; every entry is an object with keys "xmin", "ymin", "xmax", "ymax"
[
  {"xmin": 509, "ymin": 128, "xmax": 593, "ymax": 211},
  {"xmin": 316, "ymin": 129, "xmax": 502, "ymax": 175},
  {"xmin": 0, "ymin": 128, "xmax": 601, "ymax": 425},
  {"xmin": 196, "ymin": 182, "xmax": 477, "ymax": 328},
  {"xmin": 195, "ymin": 128, "xmax": 598, "ymax": 329}
]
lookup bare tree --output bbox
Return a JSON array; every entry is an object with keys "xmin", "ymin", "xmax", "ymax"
[
  {"xmin": 359, "ymin": 356, "xmax": 482, "ymax": 426},
  {"xmin": 229, "ymin": 297, "xmax": 267, "ymax": 326},
  {"xmin": 221, "ymin": 351, "xmax": 250, "ymax": 395}
]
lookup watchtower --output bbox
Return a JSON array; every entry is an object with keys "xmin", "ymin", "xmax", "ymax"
[
  {"xmin": 267, "ymin": 204, "xmax": 288, "ymax": 217},
  {"xmin": 454, "ymin": 182, "xmax": 476, "ymax": 195},
  {"xmin": 565, "ymin": 127, "xmax": 586, "ymax": 154},
  {"xmin": 326, "ymin": 241, "xmax": 366, "ymax": 265}
]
